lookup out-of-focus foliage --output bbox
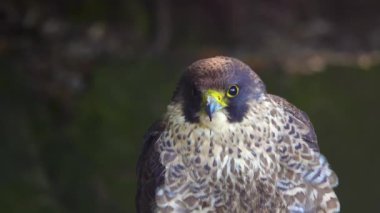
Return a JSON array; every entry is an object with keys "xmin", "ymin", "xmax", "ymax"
[{"xmin": 1, "ymin": 0, "xmax": 380, "ymax": 212}]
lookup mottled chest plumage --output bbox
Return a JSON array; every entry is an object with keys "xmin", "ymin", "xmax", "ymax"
[{"xmin": 154, "ymin": 103, "xmax": 284, "ymax": 212}]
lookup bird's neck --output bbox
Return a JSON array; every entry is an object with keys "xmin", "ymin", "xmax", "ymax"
[{"xmin": 160, "ymin": 101, "xmax": 275, "ymax": 173}]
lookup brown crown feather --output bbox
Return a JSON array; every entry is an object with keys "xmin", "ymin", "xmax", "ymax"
[{"xmin": 185, "ymin": 56, "xmax": 262, "ymax": 90}]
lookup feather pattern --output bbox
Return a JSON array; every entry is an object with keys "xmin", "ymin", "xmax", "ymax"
[
  {"xmin": 136, "ymin": 121, "xmax": 165, "ymax": 213},
  {"xmin": 136, "ymin": 56, "xmax": 340, "ymax": 213},
  {"xmin": 269, "ymin": 94, "xmax": 340, "ymax": 213}
]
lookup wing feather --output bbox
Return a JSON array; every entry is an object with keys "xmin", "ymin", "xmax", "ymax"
[
  {"xmin": 136, "ymin": 120, "xmax": 165, "ymax": 213},
  {"xmin": 268, "ymin": 94, "xmax": 319, "ymax": 152},
  {"xmin": 268, "ymin": 94, "xmax": 340, "ymax": 213}
]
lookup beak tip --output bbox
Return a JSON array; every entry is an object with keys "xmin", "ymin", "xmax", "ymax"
[
  {"xmin": 205, "ymin": 94, "xmax": 224, "ymax": 122},
  {"xmin": 206, "ymin": 106, "xmax": 213, "ymax": 121}
]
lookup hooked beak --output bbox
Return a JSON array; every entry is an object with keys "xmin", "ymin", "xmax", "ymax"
[{"xmin": 204, "ymin": 90, "xmax": 227, "ymax": 121}]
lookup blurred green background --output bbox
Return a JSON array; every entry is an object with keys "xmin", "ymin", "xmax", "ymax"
[{"xmin": 1, "ymin": 0, "xmax": 380, "ymax": 212}]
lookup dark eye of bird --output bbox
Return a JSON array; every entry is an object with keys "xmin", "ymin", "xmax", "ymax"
[
  {"xmin": 192, "ymin": 87, "xmax": 199, "ymax": 97},
  {"xmin": 227, "ymin": 85, "xmax": 239, "ymax": 98}
]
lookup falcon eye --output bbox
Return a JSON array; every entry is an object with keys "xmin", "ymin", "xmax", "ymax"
[
  {"xmin": 192, "ymin": 87, "xmax": 200, "ymax": 97},
  {"xmin": 226, "ymin": 85, "xmax": 239, "ymax": 98}
]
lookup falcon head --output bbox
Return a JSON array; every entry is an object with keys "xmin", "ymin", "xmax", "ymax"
[{"xmin": 172, "ymin": 56, "xmax": 266, "ymax": 125}]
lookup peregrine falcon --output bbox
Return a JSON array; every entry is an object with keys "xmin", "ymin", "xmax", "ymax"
[{"xmin": 136, "ymin": 56, "xmax": 340, "ymax": 212}]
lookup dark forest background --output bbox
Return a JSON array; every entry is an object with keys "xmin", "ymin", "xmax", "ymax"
[{"xmin": 1, "ymin": 0, "xmax": 380, "ymax": 212}]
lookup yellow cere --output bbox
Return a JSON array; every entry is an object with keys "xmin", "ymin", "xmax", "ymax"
[{"xmin": 203, "ymin": 89, "xmax": 228, "ymax": 107}]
